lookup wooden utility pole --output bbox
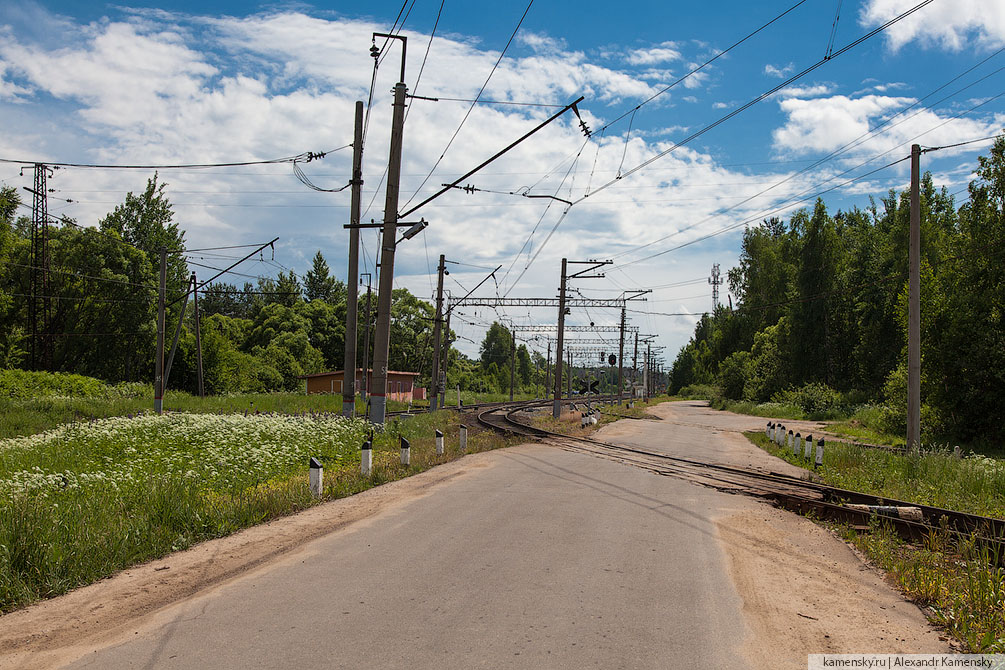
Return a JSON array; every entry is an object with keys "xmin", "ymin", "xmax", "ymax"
[
  {"xmin": 633, "ymin": 331, "xmax": 639, "ymax": 390},
  {"xmin": 510, "ymin": 328, "xmax": 516, "ymax": 401},
  {"xmin": 193, "ymin": 273, "xmax": 204, "ymax": 397},
  {"xmin": 439, "ymin": 309, "xmax": 450, "ymax": 409},
  {"xmin": 343, "ymin": 100, "xmax": 365, "ymax": 418},
  {"xmin": 430, "ymin": 254, "xmax": 446, "ymax": 411},
  {"xmin": 545, "ymin": 340, "xmax": 551, "ymax": 399},
  {"xmin": 369, "ymin": 33, "xmax": 408, "ymax": 424},
  {"xmin": 360, "ymin": 272, "xmax": 372, "ymax": 398},
  {"xmin": 553, "ymin": 259, "xmax": 568, "ymax": 418},
  {"xmin": 155, "ymin": 247, "xmax": 166, "ymax": 414},
  {"xmin": 567, "ymin": 349, "xmax": 572, "ymax": 400},
  {"xmin": 908, "ymin": 144, "xmax": 921, "ymax": 452},
  {"xmin": 617, "ymin": 306, "xmax": 626, "ymax": 405},
  {"xmin": 164, "ymin": 274, "xmax": 193, "ymax": 389}
]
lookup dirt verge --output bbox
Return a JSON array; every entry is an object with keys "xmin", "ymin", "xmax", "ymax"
[{"xmin": 716, "ymin": 507, "xmax": 951, "ymax": 670}]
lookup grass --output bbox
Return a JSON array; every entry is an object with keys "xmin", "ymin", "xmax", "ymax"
[
  {"xmin": 747, "ymin": 431, "xmax": 1005, "ymax": 518},
  {"xmin": 0, "ymin": 392, "xmax": 377, "ymax": 440},
  {"xmin": 0, "ymin": 407, "xmax": 518, "ymax": 614},
  {"xmin": 839, "ymin": 520, "xmax": 1005, "ymax": 652}
]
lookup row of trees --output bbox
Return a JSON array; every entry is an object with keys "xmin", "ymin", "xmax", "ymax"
[
  {"xmin": 670, "ymin": 139, "xmax": 1005, "ymax": 443},
  {"xmin": 0, "ymin": 176, "xmax": 559, "ymax": 397}
]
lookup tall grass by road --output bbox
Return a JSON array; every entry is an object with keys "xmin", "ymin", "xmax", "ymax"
[
  {"xmin": 748, "ymin": 432, "xmax": 1005, "ymax": 518},
  {"xmin": 0, "ymin": 409, "xmax": 515, "ymax": 613}
]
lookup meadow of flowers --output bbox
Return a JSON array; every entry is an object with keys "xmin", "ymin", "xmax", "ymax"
[{"xmin": 0, "ymin": 411, "xmax": 374, "ymax": 612}]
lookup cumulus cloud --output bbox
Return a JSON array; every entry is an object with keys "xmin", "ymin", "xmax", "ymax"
[
  {"xmin": 0, "ymin": 61, "xmax": 32, "ymax": 101},
  {"xmin": 764, "ymin": 63, "xmax": 794, "ymax": 78},
  {"xmin": 772, "ymin": 93, "xmax": 1005, "ymax": 159},
  {"xmin": 773, "ymin": 84, "xmax": 834, "ymax": 99},
  {"xmin": 860, "ymin": 0, "xmax": 1005, "ymax": 51},
  {"xmin": 625, "ymin": 42, "xmax": 682, "ymax": 66}
]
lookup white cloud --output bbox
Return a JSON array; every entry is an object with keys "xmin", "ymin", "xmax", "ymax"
[
  {"xmin": 860, "ymin": 0, "xmax": 1005, "ymax": 51},
  {"xmin": 764, "ymin": 63, "xmax": 794, "ymax": 78},
  {"xmin": 517, "ymin": 32, "xmax": 566, "ymax": 54},
  {"xmin": 681, "ymin": 63, "xmax": 708, "ymax": 89},
  {"xmin": 774, "ymin": 84, "xmax": 834, "ymax": 99},
  {"xmin": 772, "ymin": 93, "xmax": 1005, "ymax": 159},
  {"xmin": 712, "ymin": 101, "xmax": 729, "ymax": 110},
  {"xmin": 0, "ymin": 61, "xmax": 32, "ymax": 101},
  {"xmin": 625, "ymin": 42, "xmax": 682, "ymax": 66}
]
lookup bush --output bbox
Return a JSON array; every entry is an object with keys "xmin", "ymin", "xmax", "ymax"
[
  {"xmin": 717, "ymin": 351, "xmax": 750, "ymax": 400},
  {"xmin": 0, "ymin": 369, "xmax": 144, "ymax": 400},
  {"xmin": 677, "ymin": 384, "xmax": 719, "ymax": 400},
  {"xmin": 879, "ymin": 361, "xmax": 943, "ymax": 439},
  {"xmin": 772, "ymin": 382, "xmax": 840, "ymax": 416}
]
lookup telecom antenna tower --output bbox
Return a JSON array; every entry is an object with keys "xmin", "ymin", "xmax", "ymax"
[{"xmin": 708, "ymin": 263, "xmax": 722, "ymax": 311}]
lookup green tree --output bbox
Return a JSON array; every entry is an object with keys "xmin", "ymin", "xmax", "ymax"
[
  {"xmin": 303, "ymin": 251, "xmax": 344, "ymax": 303},
  {"xmin": 275, "ymin": 271, "xmax": 303, "ymax": 308},
  {"xmin": 516, "ymin": 344, "xmax": 532, "ymax": 388},
  {"xmin": 0, "ymin": 186, "xmax": 26, "ymax": 367},
  {"xmin": 99, "ymin": 174, "xmax": 186, "ymax": 293},
  {"xmin": 479, "ymin": 322, "xmax": 513, "ymax": 369}
]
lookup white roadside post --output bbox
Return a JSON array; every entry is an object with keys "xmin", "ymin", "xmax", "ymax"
[
  {"xmin": 787, "ymin": 430, "xmax": 794, "ymax": 451},
  {"xmin": 804, "ymin": 434, "xmax": 813, "ymax": 460},
  {"xmin": 361, "ymin": 439, "xmax": 372, "ymax": 476},
  {"xmin": 766, "ymin": 422, "xmax": 772, "ymax": 439},
  {"xmin": 459, "ymin": 424, "xmax": 468, "ymax": 452},
  {"xmin": 815, "ymin": 438, "xmax": 825, "ymax": 469},
  {"xmin": 794, "ymin": 432, "xmax": 801, "ymax": 457},
  {"xmin": 435, "ymin": 429, "xmax": 444, "ymax": 456},
  {"xmin": 309, "ymin": 457, "xmax": 323, "ymax": 498},
  {"xmin": 400, "ymin": 436, "xmax": 411, "ymax": 466}
]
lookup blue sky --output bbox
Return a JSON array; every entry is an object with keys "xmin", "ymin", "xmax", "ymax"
[{"xmin": 2, "ymin": 0, "xmax": 1003, "ymax": 363}]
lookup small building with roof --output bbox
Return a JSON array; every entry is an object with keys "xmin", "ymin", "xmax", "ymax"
[{"xmin": 299, "ymin": 369, "xmax": 424, "ymax": 403}]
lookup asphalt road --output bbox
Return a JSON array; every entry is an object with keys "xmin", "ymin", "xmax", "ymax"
[{"xmin": 64, "ymin": 401, "xmax": 946, "ymax": 670}]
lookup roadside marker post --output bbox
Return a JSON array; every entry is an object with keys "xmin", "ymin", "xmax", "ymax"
[
  {"xmin": 794, "ymin": 432, "xmax": 801, "ymax": 457},
  {"xmin": 815, "ymin": 438, "xmax": 825, "ymax": 468},
  {"xmin": 787, "ymin": 430, "xmax": 794, "ymax": 451},
  {"xmin": 400, "ymin": 436, "xmax": 411, "ymax": 466},
  {"xmin": 309, "ymin": 457, "xmax": 323, "ymax": 498},
  {"xmin": 361, "ymin": 440, "xmax": 372, "ymax": 476},
  {"xmin": 435, "ymin": 429, "xmax": 444, "ymax": 456},
  {"xmin": 459, "ymin": 425, "xmax": 468, "ymax": 452},
  {"xmin": 804, "ymin": 434, "xmax": 813, "ymax": 460},
  {"xmin": 766, "ymin": 422, "xmax": 772, "ymax": 439}
]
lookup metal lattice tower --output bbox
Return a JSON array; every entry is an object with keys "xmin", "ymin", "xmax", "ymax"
[
  {"xmin": 708, "ymin": 263, "xmax": 722, "ymax": 311},
  {"xmin": 29, "ymin": 164, "xmax": 52, "ymax": 370}
]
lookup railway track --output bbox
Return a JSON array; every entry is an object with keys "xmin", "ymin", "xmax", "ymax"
[{"xmin": 476, "ymin": 401, "xmax": 1005, "ymax": 558}]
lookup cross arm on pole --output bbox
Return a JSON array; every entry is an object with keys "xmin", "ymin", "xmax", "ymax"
[{"xmin": 169, "ymin": 237, "xmax": 279, "ymax": 308}]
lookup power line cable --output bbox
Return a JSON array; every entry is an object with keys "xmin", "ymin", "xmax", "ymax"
[
  {"xmin": 576, "ymin": 0, "xmax": 937, "ymax": 203},
  {"xmin": 608, "ymin": 51, "xmax": 1005, "ymax": 262},
  {"xmin": 401, "ymin": 0, "xmax": 534, "ymax": 210}
]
